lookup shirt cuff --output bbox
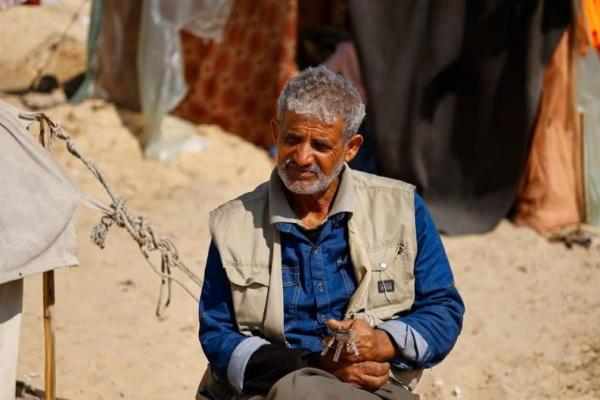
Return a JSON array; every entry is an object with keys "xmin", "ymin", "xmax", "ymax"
[
  {"xmin": 377, "ymin": 319, "xmax": 428, "ymax": 363},
  {"xmin": 226, "ymin": 336, "xmax": 270, "ymax": 392}
]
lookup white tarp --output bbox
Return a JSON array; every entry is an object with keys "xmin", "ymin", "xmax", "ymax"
[
  {"xmin": 138, "ymin": 0, "xmax": 233, "ymax": 159},
  {"xmin": 0, "ymin": 278, "xmax": 22, "ymax": 400},
  {"xmin": 0, "ymin": 99, "xmax": 80, "ymax": 284}
]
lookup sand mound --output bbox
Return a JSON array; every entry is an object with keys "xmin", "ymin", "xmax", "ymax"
[{"xmin": 0, "ymin": 0, "xmax": 88, "ymax": 89}]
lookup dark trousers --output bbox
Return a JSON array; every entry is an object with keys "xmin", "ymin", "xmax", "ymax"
[{"xmin": 248, "ymin": 368, "xmax": 419, "ymax": 400}]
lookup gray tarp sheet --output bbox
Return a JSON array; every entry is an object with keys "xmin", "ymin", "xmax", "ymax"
[{"xmin": 0, "ymin": 99, "xmax": 80, "ymax": 284}]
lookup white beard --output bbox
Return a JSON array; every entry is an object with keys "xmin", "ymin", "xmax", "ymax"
[{"xmin": 277, "ymin": 158, "xmax": 345, "ymax": 195}]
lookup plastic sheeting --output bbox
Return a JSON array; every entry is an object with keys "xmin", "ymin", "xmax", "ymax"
[
  {"xmin": 76, "ymin": 0, "xmax": 233, "ymax": 158},
  {"xmin": 578, "ymin": 49, "xmax": 600, "ymax": 227},
  {"xmin": 137, "ymin": 0, "xmax": 233, "ymax": 158}
]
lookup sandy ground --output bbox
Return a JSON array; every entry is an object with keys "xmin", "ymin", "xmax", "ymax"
[{"xmin": 2, "ymin": 2, "xmax": 600, "ymax": 400}]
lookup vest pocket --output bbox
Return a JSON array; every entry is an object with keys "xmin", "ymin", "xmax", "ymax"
[
  {"xmin": 365, "ymin": 242, "xmax": 414, "ymax": 318},
  {"xmin": 223, "ymin": 265, "xmax": 270, "ymax": 333}
]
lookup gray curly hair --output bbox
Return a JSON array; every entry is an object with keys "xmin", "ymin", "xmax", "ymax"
[{"xmin": 277, "ymin": 66, "xmax": 365, "ymax": 141}]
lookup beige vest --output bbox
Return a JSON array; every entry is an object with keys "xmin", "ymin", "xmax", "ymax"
[{"xmin": 209, "ymin": 167, "xmax": 417, "ymax": 344}]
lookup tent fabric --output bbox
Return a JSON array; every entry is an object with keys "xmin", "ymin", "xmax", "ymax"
[
  {"xmin": 0, "ymin": 100, "xmax": 80, "ymax": 284},
  {"xmin": 173, "ymin": 0, "xmax": 298, "ymax": 148},
  {"xmin": 513, "ymin": 30, "xmax": 584, "ymax": 232},
  {"xmin": 95, "ymin": 0, "xmax": 143, "ymax": 111},
  {"xmin": 80, "ymin": 0, "xmax": 233, "ymax": 156},
  {"xmin": 0, "ymin": 0, "xmax": 22, "ymax": 11},
  {"xmin": 0, "ymin": 279, "xmax": 22, "ymax": 400},
  {"xmin": 138, "ymin": 0, "xmax": 234, "ymax": 157},
  {"xmin": 324, "ymin": 41, "xmax": 367, "ymax": 103},
  {"xmin": 348, "ymin": 0, "xmax": 571, "ymax": 234},
  {"xmin": 582, "ymin": 0, "xmax": 600, "ymax": 51},
  {"xmin": 579, "ymin": 3, "xmax": 600, "ymax": 228}
]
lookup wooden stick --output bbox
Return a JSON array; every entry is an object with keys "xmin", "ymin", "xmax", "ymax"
[
  {"xmin": 39, "ymin": 123, "xmax": 56, "ymax": 400},
  {"xmin": 43, "ymin": 270, "xmax": 56, "ymax": 400}
]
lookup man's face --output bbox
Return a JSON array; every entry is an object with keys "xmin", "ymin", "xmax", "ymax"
[{"xmin": 273, "ymin": 111, "xmax": 362, "ymax": 195}]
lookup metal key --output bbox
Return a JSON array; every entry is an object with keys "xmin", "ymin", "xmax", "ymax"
[{"xmin": 320, "ymin": 328, "xmax": 360, "ymax": 362}]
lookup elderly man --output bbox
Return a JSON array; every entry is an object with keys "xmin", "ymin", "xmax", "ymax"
[{"xmin": 198, "ymin": 66, "xmax": 464, "ymax": 400}]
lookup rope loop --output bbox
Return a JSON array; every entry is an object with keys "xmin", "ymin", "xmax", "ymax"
[{"xmin": 22, "ymin": 111, "xmax": 202, "ymax": 317}]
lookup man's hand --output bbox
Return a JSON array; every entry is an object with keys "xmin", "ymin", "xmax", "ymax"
[
  {"xmin": 315, "ymin": 319, "xmax": 401, "ymax": 390},
  {"xmin": 317, "ymin": 355, "xmax": 390, "ymax": 391},
  {"xmin": 325, "ymin": 319, "xmax": 400, "ymax": 363}
]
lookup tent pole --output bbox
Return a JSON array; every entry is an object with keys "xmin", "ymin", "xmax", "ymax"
[
  {"xmin": 38, "ymin": 125, "xmax": 56, "ymax": 400},
  {"xmin": 43, "ymin": 270, "xmax": 56, "ymax": 400}
]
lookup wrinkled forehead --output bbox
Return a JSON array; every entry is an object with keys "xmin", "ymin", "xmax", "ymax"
[{"xmin": 280, "ymin": 110, "xmax": 345, "ymax": 135}]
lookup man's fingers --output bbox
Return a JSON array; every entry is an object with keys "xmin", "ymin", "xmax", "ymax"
[
  {"xmin": 341, "ymin": 361, "xmax": 390, "ymax": 391},
  {"xmin": 355, "ymin": 372, "xmax": 389, "ymax": 391},
  {"xmin": 328, "ymin": 361, "xmax": 390, "ymax": 391},
  {"xmin": 360, "ymin": 361, "xmax": 390, "ymax": 377},
  {"xmin": 326, "ymin": 319, "xmax": 341, "ymax": 330},
  {"xmin": 326, "ymin": 319, "xmax": 353, "ymax": 330}
]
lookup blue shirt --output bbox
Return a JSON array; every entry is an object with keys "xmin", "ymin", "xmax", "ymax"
[
  {"xmin": 199, "ymin": 193, "xmax": 464, "ymax": 391},
  {"xmin": 278, "ymin": 212, "xmax": 357, "ymax": 352}
]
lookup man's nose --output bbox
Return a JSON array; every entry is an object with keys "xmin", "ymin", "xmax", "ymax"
[{"xmin": 293, "ymin": 143, "xmax": 314, "ymax": 166}]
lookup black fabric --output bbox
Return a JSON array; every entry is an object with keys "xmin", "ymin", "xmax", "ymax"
[
  {"xmin": 348, "ymin": 0, "xmax": 571, "ymax": 234},
  {"xmin": 350, "ymin": 112, "xmax": 379, "ymax": 174},
  {"xmin": 243, "ymin": 344, "xmax": 320, "ymax": 395},
  {"xmin": 301, "ymin": 224, "xmax": 324, "ymax": 242}
]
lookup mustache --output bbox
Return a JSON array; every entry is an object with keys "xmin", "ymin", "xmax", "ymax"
[{"xmin": 284, "ymin": 159, "xmax": 321, "ymax": 174}]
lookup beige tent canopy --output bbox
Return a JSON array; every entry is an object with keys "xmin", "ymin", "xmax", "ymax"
[
  {"xmin": 0, "ymin": 100, "xmax": 80, "ymax": 285},
  {"xmin": 0, "ymin": 98, "xmax": 200, "ymax": 399},
  {"xmin": 0, "ymin": 99, "xmax": 81, "ymax": 400}
]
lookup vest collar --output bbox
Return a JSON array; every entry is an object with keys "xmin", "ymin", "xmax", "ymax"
[{"xmin": 269, "ymin": 163, "xmax": 356, "ymax": 227}]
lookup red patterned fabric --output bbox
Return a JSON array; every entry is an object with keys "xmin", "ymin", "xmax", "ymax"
[{"xmin": 174, "ymin": 0, "xmax": 298, "ymax": 148}]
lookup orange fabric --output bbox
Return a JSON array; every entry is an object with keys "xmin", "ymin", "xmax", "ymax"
[
  {"xmin": 577, "ymin": 1, "xmax": 592, "ymax": 55},
  {"xmin": 513, "ymin": 29, "xmax": 585, "ymax": 232},
  {"xmin": 582, "ymin": 0, "xmax": 600, "ymax": 51},
  {"xmin": 173, "ymin": 0, "xmax": 298, "ymax": 148}
]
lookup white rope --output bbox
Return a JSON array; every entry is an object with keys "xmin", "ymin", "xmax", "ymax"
[{"xmin": 20, "ymin": 111, "xmax": 202, "ymax": 317}]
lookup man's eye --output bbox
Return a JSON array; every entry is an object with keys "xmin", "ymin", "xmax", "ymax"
[
  {"xmin": 284, "ymin": 136, "xmax": 300, "ymax": 144},
  {"xmin": 313, "ymin": 142, "xmax": 331, "ymax": 151}
]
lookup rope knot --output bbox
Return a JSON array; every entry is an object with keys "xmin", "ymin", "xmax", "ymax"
[
  {"xmin": 112, "ymin": 197, "xmax": 128, "ymax": 227},
  {"xmin": 25, "ymin": 110, "xmax": 203, "ymax": 317},
  {"xmin": 91, "ymin": 215, "xmax": 114, "ymax": 249}
]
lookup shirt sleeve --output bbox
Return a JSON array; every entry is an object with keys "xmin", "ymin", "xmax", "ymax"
[
  {"xmin": 199, "ymin": 242, "xmax": 268, "ymax": 386},
  {"xmin": 377, "ymin": 193, "xmax": 465, "ymax": 369}
]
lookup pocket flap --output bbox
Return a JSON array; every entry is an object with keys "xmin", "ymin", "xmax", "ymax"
[
  {"xmin": 223, "ymin": 265, "xmax": 270, "ymax": 287},
  {"xmin": 368, "ymin": 242, "xmax": 405, "ymax": 270}
]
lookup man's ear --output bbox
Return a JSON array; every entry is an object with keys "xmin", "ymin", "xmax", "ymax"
[
  {"xmin": 344, "ymin": 134, "xmax": 364, "ymax": 163},
  {"xmin": 271, "ymin": 118, "xmax": 280, "ymax": 142}
]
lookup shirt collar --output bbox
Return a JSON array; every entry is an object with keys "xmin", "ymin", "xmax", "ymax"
[{"xmin": 269, "ymin": 163, "xmax": 355, "ymax": 228}]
